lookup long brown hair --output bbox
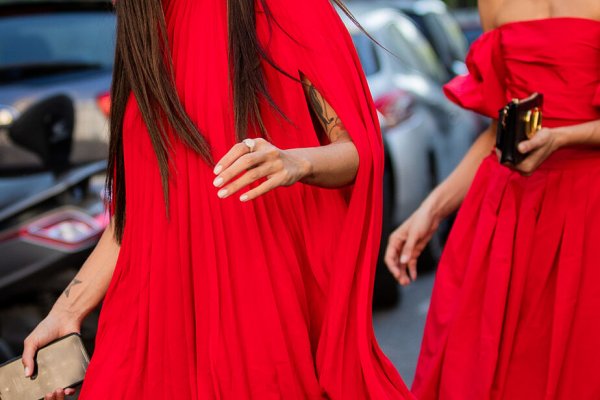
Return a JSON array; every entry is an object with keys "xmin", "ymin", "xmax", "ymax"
[{"xmin": 107, "ymin": 0, "xmax": 359, "ymax": 243}]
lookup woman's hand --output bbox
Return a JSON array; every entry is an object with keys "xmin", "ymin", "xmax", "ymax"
[
  {"xmin": 511, "ymin": 128, "xmax": 561, "ymax": 175},
  {"xmin": 385, "ymin": 203, "xmax": 440, "ymax": 286},
  {"xmin": 213, "ymin": 138, "xmax": 311, "ymax": 201},
  {"xmin": 22, "ymin": 310, "xmax": 81, "ymax": 399}
]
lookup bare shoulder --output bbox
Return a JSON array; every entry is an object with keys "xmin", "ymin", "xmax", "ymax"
[
  {"xmin": 478, "ymin": 0, "xmax": 504, "ymax": 31},
  {"xmin": 480, "ymin": 0, "xmax": 600, "ymax": 32}
]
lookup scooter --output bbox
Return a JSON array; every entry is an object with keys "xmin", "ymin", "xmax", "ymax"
[{"xmin": 0, "ymin": 95, "xmax": 108, "ymax": 362}]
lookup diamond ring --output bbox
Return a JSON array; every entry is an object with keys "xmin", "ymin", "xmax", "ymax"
[{"xmin": 243, "ymin": 138, "xmax": 256, "ymax": 153}]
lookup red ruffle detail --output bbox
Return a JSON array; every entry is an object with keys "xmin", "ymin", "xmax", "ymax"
[{"xmin": 443, "ymin": 31, "xmax": 507, "ymax": 119}]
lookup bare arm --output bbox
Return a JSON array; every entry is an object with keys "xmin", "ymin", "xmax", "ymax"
[
  {"xmin": 385, "ymin": 122, "xmax": 496, "ymax": 285},
  {"xmin": 424, "ymin": 121, "xmax": 497, "ymax": 220},
  {"xmin": 212, "ymin": 76, "xmax": 360, "ymax": 200},
  {"xmin": 51, "ymin": 221, "xmax": 121, "ymax": 324},
  {"xmin": 292, "ymin": 75, "xmax": 359, "ymax": 187},
  {"xmin": 22, "ymin": 221, "xmax": 120, "ymax": 378},
  {"xmin": 555, "ymin": 119, "xmax": 600, "ymax": 147}
]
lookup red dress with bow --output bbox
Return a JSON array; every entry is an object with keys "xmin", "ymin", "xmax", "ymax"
[
  {"xmin": 77, "ymin": 0, "xmax": 412, "ymax": 398},
  {"xmin": 413, "ymin": 18, "xmax": 600, "ymax": 400}
]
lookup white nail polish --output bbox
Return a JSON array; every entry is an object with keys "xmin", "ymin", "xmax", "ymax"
[
  {"xmin": 218, "ymin": 189, "xmax": 228, "ymax": 198},
  {"xmin": 400, "ymin": 255, "xmax": 409, "ymax": 264},
  {"xmin": 24, "ymin": 366, "xmax": 30, "ymax": 377},
  {"xmin": 213, "ymin": 165, "xmax": 223, "ymax": 175},
  {"xmin": 240, "ymin": 194, "xmax": 249, "ymax": 202},
  {"xmin": 213, "ymin": 177, "xmax": 223, "ymax": 187}
]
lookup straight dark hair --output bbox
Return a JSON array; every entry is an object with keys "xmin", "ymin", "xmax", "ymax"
[{"xmin": 107, "ymin": 0, "xmax": 362, "ymax": 243}]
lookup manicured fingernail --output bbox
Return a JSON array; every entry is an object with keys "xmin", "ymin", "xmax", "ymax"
[
  {"xmin": 24, "ymin": 366, "xmax": 30, "ymax": 377},
  {"xmin": 218, "ymin": 189, "xmax": 228, "ymax": 198},
  {"xmin": 213, "ymin": 177, "xmax": 223, "ymax": 187},
  {"xmin": 213, "ymin": 165, "xmax": 222, "ymax": 175},
  {"xmin": 240, "ymin": 194, "xmax": 249, "ymax": 202},
  {"xmin": 400, "ymin": 255, "xmax": 409, "ymax": 264}
]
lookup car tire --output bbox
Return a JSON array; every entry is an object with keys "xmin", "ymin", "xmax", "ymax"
[{"xmin": 373, "ymin": 163, "xmax": 400, "ymax": 309}]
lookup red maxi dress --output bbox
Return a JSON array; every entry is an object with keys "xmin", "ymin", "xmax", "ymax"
[
  {"xmin": 78, "ymin": 0, "xmax": 412, "ymax": 398},
  {"xmin": 412, "ymin": 18, "xmax": 600, "ymax": 400}
]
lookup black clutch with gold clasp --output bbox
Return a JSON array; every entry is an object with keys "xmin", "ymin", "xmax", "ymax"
[{"xmin": 496, "ymin": 92, "xmax": 543, "ymax": 165}]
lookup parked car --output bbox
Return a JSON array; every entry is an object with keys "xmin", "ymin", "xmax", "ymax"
[
  {"xmin": 338, "ymin": 5, "xmax": 481, "ymax": 306},
  {"xmin": 362, "ymin": 0, "xmax": 470, "ymax": 79},
  {"xmin": 343, "ymin": 4, "xmax": 481, "ymax": 211},
  {"xmin": 340, "ymin": 4, "xmax": 485, "ymax": 303},
  {"xmin": 351, "ymin": 32, "xmax": 440, "ymax": 307},
  {"xmin": 0, "ymin": 0, "xmax": 115, "ymax": 362},
  {"xmin": 0, "ymin": 0, "xmax": 115, "ymax": 167},
  {"xmin": 452, "ymin": 7, "xmax": 483, "ymax": 46}
]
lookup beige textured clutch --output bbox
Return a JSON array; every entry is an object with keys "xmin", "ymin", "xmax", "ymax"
[{"xmin": 0, "ymin": 333, "xmax": 89, "ymax": 400}]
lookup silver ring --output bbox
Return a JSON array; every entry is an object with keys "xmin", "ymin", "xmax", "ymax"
[{"xmin": 243, "ymin": 138, "xmax": 256, "ymax": 153}]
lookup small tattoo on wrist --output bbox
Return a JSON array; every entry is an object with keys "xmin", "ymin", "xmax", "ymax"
[{"xmin": 64, "ymin": 279, "xmax": 82, "ymax": 298}]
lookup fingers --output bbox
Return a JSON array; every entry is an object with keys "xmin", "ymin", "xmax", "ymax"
[
  {"xmin": 408, "ymin": 259, "xmax": 418, "ymax": 282},
  {"xmin": 385, "ymin": 228, "xmax": 413, "ymax": 286},
  {"xmin": 384, "ymin": 231, "xmax": 405, "ymax": 277},
  {"xmin": 394, "ymin": 234, "xmax": 417, "ymax": 286},
  {"xmin": 44, "ymin": 388, "xmax": 75, "ymax": 400},
  {"xmin": 22, "ymin": 336, "xmax": 38, "ymax": 378},
  {"xmin": 214, "ymin": 139, "xmax": 284, "ymax": 201},
  {"xmin": 239, "ymin": 175, "xmax": 282, "ymax": 202},
  {"xmin": 213, "ymin": 140, "xmax": 258, "ymax": 175},
  {"xmin": 215, "ymin": 163, "xmax": 272, "ymax": 199},
  {"xmin": 518, "ymin": 128, "xmax": 549, "ymax": 154},
  {"xmin": 400, "ymin": 234, "xmax": 417, "ymax": 267}
]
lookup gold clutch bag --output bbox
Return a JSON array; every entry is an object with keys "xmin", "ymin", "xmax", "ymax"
[{"xmin": 0, "ymin": 333, "xmax": 89, "ymax": 400}]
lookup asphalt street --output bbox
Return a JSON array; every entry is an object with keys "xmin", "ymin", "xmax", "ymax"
[{"xmin": 373, "ymin": 270, "xmax": 435, "ymax": 387}]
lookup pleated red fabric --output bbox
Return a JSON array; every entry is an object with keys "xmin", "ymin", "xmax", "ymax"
[
  {"xmin": 78, "ymin": 0, "xmax": 412, "ymax": 398},
  {"xmin": 413, "ymin": 18, "xmax": 600, "ymax": 400}
]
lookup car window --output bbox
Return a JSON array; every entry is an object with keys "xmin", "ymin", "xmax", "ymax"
[
  {"xmin": 387, "ymin": 17, "xmax": 448, "ymax": 83},
  {"xmin": 0, "ymin": 12, "xmax": 116, "ymax": 69},
  {"xmin": 351, "ymin": 34, "xmax": 381, "ymax": 77},
  {"xmin": 428, "ymin": 13, "xmax": 468, "ymax": 62}
]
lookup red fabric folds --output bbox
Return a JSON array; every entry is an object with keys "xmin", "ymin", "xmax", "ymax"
[
  {"xmin": 413, "ymin": 18, "xmax": 600, "ymax": 400},
  {"xmin": 443, "ymin": 30, "xmax": 507, "ymax": 119},
  {"xmin": 78, "ymin": 0, "xmax": 411, "ymax": 399}
]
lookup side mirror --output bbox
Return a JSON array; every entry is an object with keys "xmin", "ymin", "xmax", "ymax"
[{"xmin": 8, "ymin": 94, "xmax": 74, "ymax": 171}]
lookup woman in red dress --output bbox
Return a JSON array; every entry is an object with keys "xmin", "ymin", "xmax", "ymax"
[
  {"xmin": 385, "ymin": 0, "xmax": 600, "ymax": 398},
  {"xmin": 22, "ymin": 0, "xmax": 413, "ymax": 399}
]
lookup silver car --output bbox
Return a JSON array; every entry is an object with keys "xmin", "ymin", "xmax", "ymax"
[{"xmin": 341, "ymin": 5, "xmax": 480, "ymax": 226}]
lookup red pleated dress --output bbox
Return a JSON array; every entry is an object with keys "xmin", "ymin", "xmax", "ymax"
[
  {"xmin": 78, "ymin": 0, "xmax": 412, "ymax": 398},
  {"xmin": 412, "ymin": 18, "xmax": 600, "ymax": 400}
]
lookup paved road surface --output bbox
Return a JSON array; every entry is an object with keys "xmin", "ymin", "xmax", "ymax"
[{"xmin": 373, "ymin": 270, "xmax": 435, "ymax": 387}]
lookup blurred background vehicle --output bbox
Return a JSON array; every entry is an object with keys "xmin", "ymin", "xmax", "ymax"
[
  {"xmin": 350, "ymin": 0, "xmax": 470, "ymax": 78},
  {"xmin": 340, "ymin": 3, "xmax": 483, "ymax": 307},
  {"xmin": 451, "ymin": 7, "xmax": 483, "ymax": 46},
  {"xmin": 0, "ymin": 0, "xmax": 114, "ymax": 167},
  {"xmin": 0, "ymin": 0, "xmax": 115, "ymax": 363}
]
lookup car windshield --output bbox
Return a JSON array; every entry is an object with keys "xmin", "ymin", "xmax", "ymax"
[
  {"xmin": 0, "ymin": 12, "xmax": 116, "ymax": 72},
  {"xmin": 351, "ymin": 33, "xmax": 381, "ymax": 77},
  {"xmin": 428, "ymin": 13, "xmax": 468, "ymax": 62},
  {"xmin": 386, "ymin": 17, "xmax": 448, "ymax": 83}
]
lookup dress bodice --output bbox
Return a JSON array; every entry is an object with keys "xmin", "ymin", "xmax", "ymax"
[{"xmin": 444, "ymin": 17, "xmax": 600, "ymax": 127}]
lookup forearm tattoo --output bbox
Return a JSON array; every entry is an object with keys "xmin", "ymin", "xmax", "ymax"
[
  {"xmin": 304, "ymin": 81, "xmax": 349, "ymax": 143},
  {"xmin": 64, "ymin": 278, "xmax": 82, "ymax": 298}
]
